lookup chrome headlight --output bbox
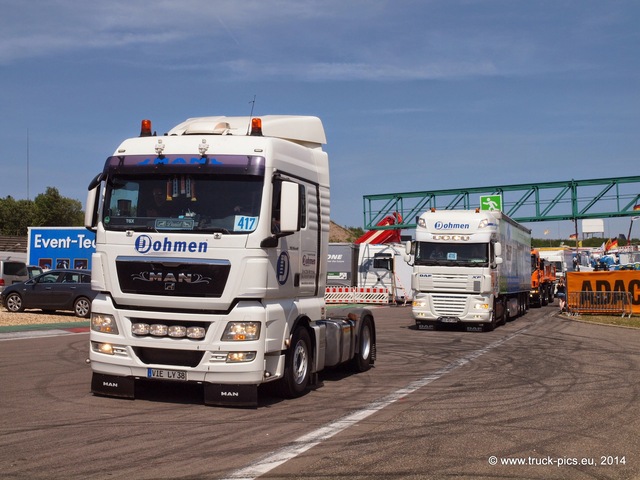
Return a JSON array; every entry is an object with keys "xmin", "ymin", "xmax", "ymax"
[
  {"xmin": 91, "ymin": 313, "xmax": 119, "ymax": 334},
  {"xmin": 222, "ymin": 322, "xmax": 261, "ymax": 341}
]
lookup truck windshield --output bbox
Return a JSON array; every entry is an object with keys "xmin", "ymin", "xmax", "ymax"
[
  {"xmin": 103, "ymin": 173, "xmax": 263, "ymax": 233},
  {"xmin": 414, "ymin": 242, "xmax": 489, "ymax": 267}
]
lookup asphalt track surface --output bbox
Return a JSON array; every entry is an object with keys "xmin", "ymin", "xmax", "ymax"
[{"xmin": 1, "ymin": 305, "xmax": 638, "ymax": 480}]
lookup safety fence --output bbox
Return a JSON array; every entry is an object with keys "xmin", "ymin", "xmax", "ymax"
[
  {"xmin": 566, "ymin": 291, "xmax": 633, "ymax": 318},
  {"xmin": 325, "ymin": 287, "xmax": 390, "ymax": 305}
]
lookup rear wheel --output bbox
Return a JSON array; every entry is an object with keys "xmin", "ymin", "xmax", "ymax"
[
  {"xmin": 278, "ymin": 327, "xmax": 311, "ymax": 398},
  {"xmin": 5, "ymin": 293, "xmax": 24, "ymax": 312},
  {"xmin": 73, "ymin": 297, "xmax": 91, "ymax": 318},
  {"xmin": 497, "ymin": 299, "xmax": 507, "ymax": 325},
  {"xmin": 351, "ymin": 317, "xmax": 374, "ymax": 372}
]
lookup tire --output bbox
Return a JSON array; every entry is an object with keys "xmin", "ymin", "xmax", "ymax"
[
  {"xmin": 351, "ymin": 317, "xmax": 373, "ymax": 372},
  {"xmin": 497, "ymin": 299, "xmax": 507, "ymax": 326},
  {"xmin": 278, "ymin": 327, "xmax": 311, "ymax": 398},
  {"xmin": 484, "ymin": 315, "xmax": 496, "ymax": 332},
  {"xmin": 5, "ymin": 292, "xmax": 24, "ymax": 312},
  {"xmin": 73, "ymin": 296, "xmax": 92, "ymax": 318}
]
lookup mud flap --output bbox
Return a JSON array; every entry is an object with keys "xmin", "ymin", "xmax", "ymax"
[
  {"xmin": 91, "ymin": 372, "xmax": 135, "ymax": 399},
  {"xmin": 204, "ymin": 384, "xmax": 258, "ymax": 408},
  {"xmin": 415, "ymin": 320, "xmax": 435, "ymax": 330}
]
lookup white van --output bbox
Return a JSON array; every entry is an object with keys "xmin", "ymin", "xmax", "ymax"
[{"xmin": 0, "ymin": 259, "xmax": 29, "ymax": 293}]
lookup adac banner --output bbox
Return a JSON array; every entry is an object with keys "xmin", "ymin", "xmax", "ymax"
[
  {"xmin": 27, "ymin": 227, "xmax": 96, "ymax": 270},
  {"xmin": 566, "ymin": 271, "xmax": 640, "ymax": 314}
]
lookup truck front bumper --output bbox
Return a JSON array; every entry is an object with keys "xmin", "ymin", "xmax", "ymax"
[
  {"xmin": 411, "ymin": 293, "xmax": 493, "ymax": 324},
  {"xmin": 88, "ymin": 295, "xmax": 284, "ymax": 405}
]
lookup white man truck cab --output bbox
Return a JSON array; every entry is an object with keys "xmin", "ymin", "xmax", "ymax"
[{"xmin": 86, "ymin": 115, "xmax": 375, "ymax": 407}]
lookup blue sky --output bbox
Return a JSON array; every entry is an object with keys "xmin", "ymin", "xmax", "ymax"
[{"xmin": 1, "ymin": 0, "xmax": 638, "ymax": 239}]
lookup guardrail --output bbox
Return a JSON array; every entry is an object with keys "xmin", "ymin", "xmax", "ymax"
[
  {"xmin": 566, "ymin": 291, "xmax": 633, "ymax": 318},
  {"xmin": 325, "ymin": 287, "xmax": 390, "ymax": 305}
]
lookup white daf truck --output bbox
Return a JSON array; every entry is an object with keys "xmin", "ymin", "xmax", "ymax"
[
  {"xmin": 405, "ymin": 209, "xmax": 531, "ymax": 331},
  {"xmin": 85, "ymin": 115, "xmax": 375, "ymax": 407}
]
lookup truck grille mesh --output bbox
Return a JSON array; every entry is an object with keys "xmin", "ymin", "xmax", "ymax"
[
  {"xmin": 432, "ymin": 295, "xmax": 467, "ymax": 316},
  {"xmin": 132, "ymin": 347, "xmax": 204, "ymax": 367}
]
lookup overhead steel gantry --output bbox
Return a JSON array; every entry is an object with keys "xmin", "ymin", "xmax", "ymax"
[{"xmin": 362, "ymin": 176, "xmax": 640, "ymax": 231}]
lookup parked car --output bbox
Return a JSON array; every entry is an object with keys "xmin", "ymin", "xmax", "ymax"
[
  {"xmin": 0, "ymin": 259, "xmax": 28, "ymax": 293},
  {"xmin": 1, "ymin": 269, "xmax": 97, "ymax": 318}
]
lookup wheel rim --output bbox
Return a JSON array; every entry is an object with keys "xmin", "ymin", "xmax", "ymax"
[
  {"xmin": 75, "ymin": 299, "xmax": 90, "ymax": 317},
  {"xmin": 7, "ymin": 294, "xmax": 21, "ymax": 312},
  {"xmin": 360, "ymin": 324, "xmax": 371, "ymax": 360},
  {"xmin": 292, "ymin": 339, "xmax": 308, "ymax": 385}
]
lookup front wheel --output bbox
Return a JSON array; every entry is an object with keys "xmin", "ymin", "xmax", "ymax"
[
  {"xmin": 73, "ymin": 297, "xmax": 91, "ymax": 318},
  {"xmin": 278, "ymin": 327, "xmax": 311, "ymax": 398},
  {"xmin": 5, "ymin": 292, "xmax": 24, "ymax": 312},
  {"xmin": 351, "ymin": 317, "xmax": 374, "ymax": 372}
]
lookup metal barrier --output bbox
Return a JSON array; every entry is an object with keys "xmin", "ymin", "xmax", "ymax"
[
  {"xmin": 566, "ymin": 291, "xmax": 633, "ymax": 318},
  {"xmin": 325, "ymin": 287, "xmax": 390, "ymax": 305}
]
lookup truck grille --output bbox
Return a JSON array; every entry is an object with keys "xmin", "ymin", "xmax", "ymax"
[
  {"xmin": 132, "ymin": 347, "xmax": 204, "ymax": 367},
  {"xmin": 116, "ymin": 257, "xmax": 230, "ymax": 297},
  {"xmin": 431, "ymin": 273, "xmax": 474, "ymax": 292},
  {"xmin": 432, "ymin": 295, "xmax": 467, "ymax": 316}
]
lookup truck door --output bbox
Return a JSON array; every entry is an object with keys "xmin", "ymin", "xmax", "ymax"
[
  {"xmin": 294, "ymin": 181, "xmax": 320, "ymax": 297},
  {"xmin": 272, "ymin": 178, "xmax": 320, "ymax": 298}
]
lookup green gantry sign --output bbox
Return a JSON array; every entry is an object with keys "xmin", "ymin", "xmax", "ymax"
[{"xmin": 480, "ymin": 195, "xmax": 502, "ymax": 211}]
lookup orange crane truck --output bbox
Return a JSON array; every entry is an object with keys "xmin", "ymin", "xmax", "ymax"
[{"xmin": 530, "ymin": 248, "xmax": 556, "ymax": 307}]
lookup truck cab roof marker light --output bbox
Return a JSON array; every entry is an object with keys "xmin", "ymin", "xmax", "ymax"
[
  {"xmin": 140, "ymin": 119, "xmax": 153, "ymax": 137},
  {"xmin": 250, "ymin": 118, "xmax": 262, "ymax": 136}
]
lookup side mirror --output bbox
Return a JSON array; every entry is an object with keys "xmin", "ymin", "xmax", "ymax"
[
  {"xmin": 85, "ymin": 186, "xmax": 98, "ymax": 230},
  {"xmin": 85, "ymin": 173, "xmax": 103, "ymax": 231},
  {"xmin": 279, "ymin": 181, "xmax": 300, "ymax": 233},
  {"xmin": 492, "ymin": 241, "xmax": 503, "ymax": 268},
  {"xmin": 403, "ymin": 240, "xmax": 413, "ymax": 264}
]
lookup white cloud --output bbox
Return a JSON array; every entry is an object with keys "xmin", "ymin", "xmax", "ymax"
[{"xmin": 1, "ymin": 0, "xmax": 600, "ymax": 79}]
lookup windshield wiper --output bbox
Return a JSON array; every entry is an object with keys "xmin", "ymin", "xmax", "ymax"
[{"xmin": 198, "ymin": 227, "xmax": 231, "ymax": 234}]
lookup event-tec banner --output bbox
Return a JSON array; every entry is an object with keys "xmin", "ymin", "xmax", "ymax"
[
  {"xmin": 27, "ymin": 227, "xmax": 95, "ymax": 270},
  {"xmin": 566, "ymin": 271, "xmax": 640, "ymax": 315}
]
